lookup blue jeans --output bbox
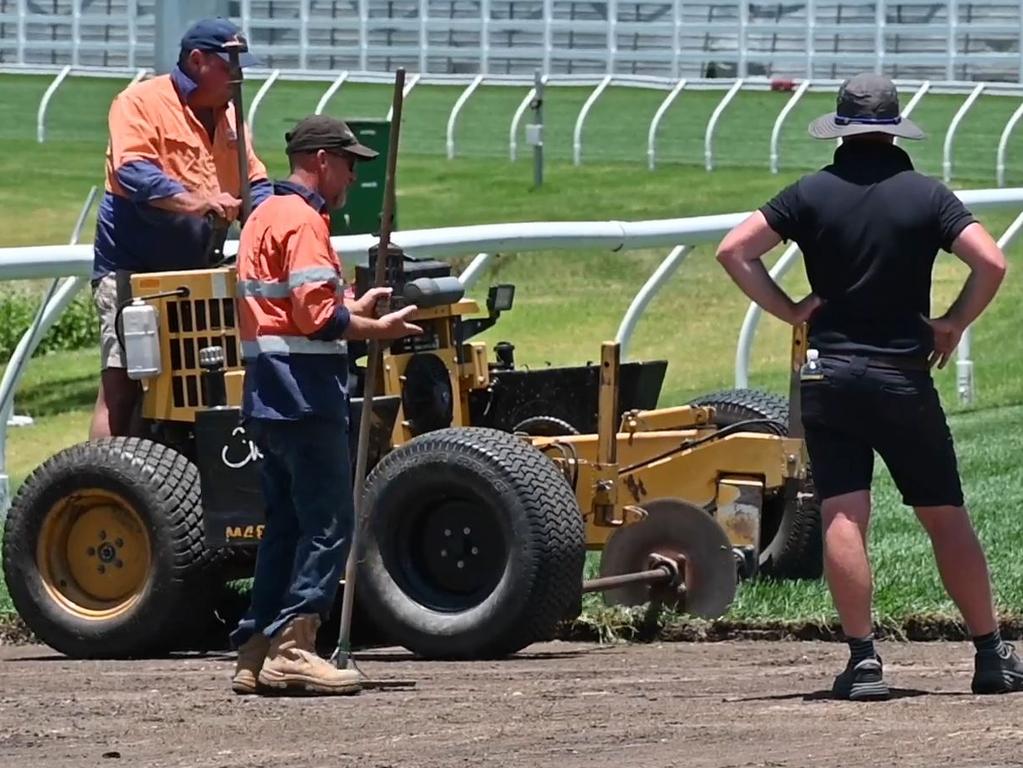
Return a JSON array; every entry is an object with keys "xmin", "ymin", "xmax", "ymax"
[{"xmin": 230, "ymin": 416, "xmax": 353, "ymax": 647}]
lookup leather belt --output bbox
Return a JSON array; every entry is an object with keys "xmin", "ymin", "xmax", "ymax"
[{"xmin": 822, "ymin": 354, "xmax": 931, "ymax": 372}]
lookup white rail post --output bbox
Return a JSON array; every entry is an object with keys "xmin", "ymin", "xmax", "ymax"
[
  {"xmin": 16, "ymin": 0, "xmax": 26, "ymax": 64},
  {"xmin": 805, "ymin": 0, "xmax": 816, "ymax": 77},
  {"xmin": 947, "ymin": 0, "xmax": 958, "ymax": 81},
  {"xmin": 769, "ymin": 79, "xmax": 811, "ymax": 174},
  {"xmin": 956, "ymin": 209, "xmax": 1023, "ymax": 404},
  {"xmin": 996, "ymin": 104, "xmax": 1023, "ymax": 188},
  {"xmin": 387, "ymin": 73, "xmax": 420, "ymax": 121},
  {"xmin": 704, "ymin": 78, "xmax": 745, "ymax": 172},
  {"xmin": 299, "ymin": 0, "xmax": 310, "ymax": 71},
  {"xmin": 315, "ymin": 71, "xmax": 350, "ymax": 115},
  {"xmin": 542, "ymin": 0, "xmax": 552, "ymax": 74},
  {"xmin": 737, "ymin": 0, "xmax": 749, "ymax": 78},
  {"xmin": 127, "ymin": 0, "xmax": 138, "ymax": 70},
  {"xmin": 71, "ymin": 0, "xmax": 82, "ymax": 67},
  {"xmin": 607, "ymin": 0, "xmax": 618, "ymax": 75},
  {"xmin": 419, "ymin": 0, "xmax": 429, "ymax": 74},
  {"xmin": 509, "ymin": 86, "xmax": 538, "ymax": 161},
  {"xmin": 734, "ymin": 243, "xmax": 802, "ymax": 388},
  {"xmin": 671, "ymin": 0, "xmax": 682, "ymax": 79},
  {"xmin": 480, "ymin": 0, "xmax": 491, "ymax": 74},
  {"xmin": 240, "ymin": 0, "xmax": 252, "ymax": 42},
  {"xmin": 615, "ymin": 245, "xmax": 692, "ymax": 359},
  {"xmin": 0, "ymin": 186, "xmax": 98, "ymax": 520},
  {"xmin": 875, "ymin": 0, "xmax": 886, "ymax": 73},
  {"xmin": 892, "ymin": 80, "xmax": 930, "ymax": 148},
  {"xmin": 247, "ymin": 69, "xmax": 281, "ymax": 138},
  {"xmin": 36, "ymin": 65, "xmax": 73, "ymax": 144},
  {"xmin": 446, "ymin": 74, "xmax": 485, "ymax": 160},
  {"xmin": 943, "ymin": 83, "xmax": 985, "ymax": 183},
  {"xmin": 647, "ymin": 78, "xmax": 687, "ymax": 171},
  {"xmin": 573, "ymin": 75, "xmax": 614, "ymax": 166},
  {"xmin": 358, "ymin": 0, "xmax": 369, "ymax": 72},
  {"xmin": 457, "ymin": 253, "xmax": 494, "ymax": 288}
]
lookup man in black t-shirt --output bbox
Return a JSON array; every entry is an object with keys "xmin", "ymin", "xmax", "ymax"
[{"xmin": 716, "ymin": 73, "xmax": 1018, "ymax": 700}]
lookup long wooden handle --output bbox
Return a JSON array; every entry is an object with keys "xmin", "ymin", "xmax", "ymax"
[
  {"xmin": 335, "ymin": 67, "xmax": 406, "ymax": 671},
  {"xmin": 224, "ymin": 41, "xmax": 252, "ymax": 223}
]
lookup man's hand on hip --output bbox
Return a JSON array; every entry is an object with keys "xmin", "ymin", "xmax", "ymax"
[
  {"xmin": 924, "ymin": 315, "xmax": 964, "ymax": 370},
  {"xmin": 790, "ymin": 293, "xmax": 825, "ymax": 326}
]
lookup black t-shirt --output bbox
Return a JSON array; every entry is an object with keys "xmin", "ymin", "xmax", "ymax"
[{"xmin": 759, "ymin": 141, "xmax": 976, "ymax": 358}]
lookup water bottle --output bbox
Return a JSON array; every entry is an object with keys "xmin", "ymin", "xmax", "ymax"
[{"xmin": 800, "ymin": 348, "xmax": 824, "ymax": 382}]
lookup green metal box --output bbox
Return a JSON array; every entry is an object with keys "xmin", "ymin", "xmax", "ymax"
[{"xmin": 329, "ymin": 119, "xmax": 393, "ymax": 236}]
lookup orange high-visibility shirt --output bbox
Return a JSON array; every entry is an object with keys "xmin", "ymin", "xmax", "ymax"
[
  {"xmin": 93, "ymin": 67, "xmax": 272, "ymax": 278},
  {"xmin": 104, "ymin": 70, "xmax": 267, "ymax": 201},
  {"xmin": 236, "ymin": 181, "xmax": 351, "ymax": 421}
]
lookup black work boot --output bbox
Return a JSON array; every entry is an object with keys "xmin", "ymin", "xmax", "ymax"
[
  {"xmin": 832, "ymin": 656, "xmax": 890, "ymax": 701},
  {"xmin": 972, "ymin": 642, "xmax": 1023, "ymax": 695}
]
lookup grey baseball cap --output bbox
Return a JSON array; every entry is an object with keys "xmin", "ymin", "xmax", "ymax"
[{"xmin": 808, "ymin": 73, "xmax": 925, "ymax": 141}]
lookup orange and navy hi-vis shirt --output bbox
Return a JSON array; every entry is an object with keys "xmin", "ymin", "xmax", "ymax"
[
  {"xmin": 237, "ymin": 181, "xmax": 351, "ymax": 422},
  {"xmin": 93, "ymin": 66, "xmax": 272, "ymax": 280}
]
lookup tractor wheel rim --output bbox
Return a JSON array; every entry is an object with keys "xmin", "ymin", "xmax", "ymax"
[
  {"xmin": 36, "ymin": 488, "xmax": 151, "ymax": 618},
  {"xmin": 396, "ymin": 497, "xmax": 507, "ymax": 612}
]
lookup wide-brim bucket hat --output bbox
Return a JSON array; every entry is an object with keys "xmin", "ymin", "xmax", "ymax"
[{"xmin": 808, "ymin": 73, "xmax": 925, "ymax": 140}]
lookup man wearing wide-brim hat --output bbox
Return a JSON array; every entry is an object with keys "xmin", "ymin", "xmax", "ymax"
[{"xmin": 716, "ymin": 72, "xmax": 1019, "ymax": 700}]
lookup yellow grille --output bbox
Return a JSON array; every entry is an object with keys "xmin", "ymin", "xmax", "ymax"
[{"xmin": 132, "ymin": 269, "xmax": 245, "ymax": 423}]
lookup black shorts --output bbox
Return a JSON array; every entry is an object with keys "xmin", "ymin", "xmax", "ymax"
[{"xmin": 800, "ymin": 355, "xmax": 964, "ymax": 508}]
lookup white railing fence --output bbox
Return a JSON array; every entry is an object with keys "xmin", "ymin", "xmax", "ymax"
[
  {"xmin": 14, "ymin": 65, "xmax": 1023, "ymax": 185},
  {"xmin": 2, "ymin": 185, "xmax": 1022, "ymax": 517},
  {"xmin": 1, "ymin": 1, "xmax": 1022, "ymax": 82}
]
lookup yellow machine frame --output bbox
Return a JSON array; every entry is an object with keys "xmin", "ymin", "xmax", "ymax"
[{"xmin": 130, "ymin": 267, "xmax": 808, "ymax": 558}]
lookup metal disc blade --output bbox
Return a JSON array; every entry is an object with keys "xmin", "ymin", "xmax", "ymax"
[{"xmin": 599, "ymin": 498, "xmax": 737, "ymax": 619}]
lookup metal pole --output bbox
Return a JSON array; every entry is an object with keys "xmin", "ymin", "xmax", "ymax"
[
  {"xmin": 533, "ymin": 69, "xmax": 544, "ymax": 187},
  {"xmin": 581, "ymin": 566, "xmax": 673, "ymax": 593},
  {"xmin": 225, "ymin": 43, "xmax": 253, "ymax": 223},
  {"xmin": 335, "ymin": 69, "xmax": 407, "ymax": 671}
]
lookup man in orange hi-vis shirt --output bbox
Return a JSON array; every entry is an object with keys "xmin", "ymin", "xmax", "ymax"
[
  {"xmin": 90, "ymin": 18, "xmax": 272, "ymax": 439},
  {"xmin": 229, "ymin": 115, "xmax": 421, "ymax": 697}
]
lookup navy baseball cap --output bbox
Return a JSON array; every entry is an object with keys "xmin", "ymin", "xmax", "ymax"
[{"xmin": 179, "ymin": 18, "xmax": 259, "ymax": 68}]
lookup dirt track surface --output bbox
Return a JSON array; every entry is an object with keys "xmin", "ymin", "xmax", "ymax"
[{"xmin": 2, "ymin": 641, "xmax": 1022, "ymax": 768}]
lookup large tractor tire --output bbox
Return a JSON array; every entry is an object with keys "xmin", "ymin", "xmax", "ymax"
[
  {"xmin": 687, "ymin": 389, "xmax": 823, "ymax": 580},
  {"xmin": 2, "ymin": 438, "xmax": 211, "ymax": 657},
  {"xmin": 358, "ymin": 427, "xmax": 586, "ymax": 659}
]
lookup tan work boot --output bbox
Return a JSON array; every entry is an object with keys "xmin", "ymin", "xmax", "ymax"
[
  {"xmin": 231, "ymin": 633, "xmax": 270, "ymax": 695},
  {"xmin": 257, "ymin": 615, "xmax": 362, "ymax": 696}
]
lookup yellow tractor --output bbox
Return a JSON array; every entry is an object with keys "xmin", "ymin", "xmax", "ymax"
[{"xmin": 2, "ymin": 251, "xmax": 820, "ymax": 659}]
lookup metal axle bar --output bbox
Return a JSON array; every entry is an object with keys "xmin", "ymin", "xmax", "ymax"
[{"xmin": 581, "ymin": 565, "xmax": 673, "ymax": 594}]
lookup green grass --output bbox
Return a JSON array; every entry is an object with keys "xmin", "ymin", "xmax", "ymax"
[{"xmin": 2, "ymin": 74, "xmax": 1023, "ymax": 632}]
